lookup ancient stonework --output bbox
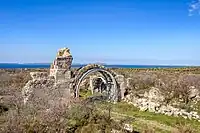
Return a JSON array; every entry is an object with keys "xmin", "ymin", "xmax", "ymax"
[
  {"xmin": 21, "ymin": 47, "xmax": 200, "ymax": 122},
  {"xmin": 124, "ymin": 87, "xmax": 200, "ymax": 121},
  {"xmin": 50, "ymin": 48, "xmax": 73, "ymax": 70},
  {"xmin": 115, "ymin": 75, "xmax": 126, "ymax": 100},
  {"xmin": 50, "ymin": 47, "xmax": 73, "ymax": 82},
  {"xmin": 22, "ymin": 47, "xmax": 131, "ymax": 105}
]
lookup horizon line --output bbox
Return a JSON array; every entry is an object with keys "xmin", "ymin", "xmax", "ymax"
[{"xmin": 0, "ymin": 62, "xmax": 199, "ymax": 67}]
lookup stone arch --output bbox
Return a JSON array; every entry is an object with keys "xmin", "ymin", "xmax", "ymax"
[{"xmin": 73, "ymin": 64, "xmax": 119, "ymax": 102}]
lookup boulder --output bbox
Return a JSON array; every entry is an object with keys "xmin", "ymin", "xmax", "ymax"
[
  {"xmin": 189, "ymin": 87, "xmax": 200, "ymax": 100},
  {"xmin": 147, "ymin": 87, "xmax": 165, "ymax": 102}
]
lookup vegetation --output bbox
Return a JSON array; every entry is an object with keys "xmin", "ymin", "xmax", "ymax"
[
  {"xmin": 112, "ymin": 67, "xmax": 200, "ymax": 105},
  {"xmin": 97, "ymin": 101, "xmax": 200, "ymax": 133},
  {"xmin": 1, "ymin": 67, "xmax": 200, "ymax": 132}
]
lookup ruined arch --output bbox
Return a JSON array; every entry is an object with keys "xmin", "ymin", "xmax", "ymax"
[{"xmin": 73, "ymin": 64, "xmax": 119, "ymax": 102}]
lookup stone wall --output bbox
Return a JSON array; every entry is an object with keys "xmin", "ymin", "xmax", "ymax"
[{"xmin": 22, "ymin": 72, "xmax": 72, "ymax": 109}]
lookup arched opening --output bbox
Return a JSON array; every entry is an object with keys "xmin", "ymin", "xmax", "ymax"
[
  {"xmin": 73, "ymin": 65, "xmax": 119, "ymax": 102},
  {"xmin": 91, "ymin": 77, "xmax": 107, "ymax": 95}
]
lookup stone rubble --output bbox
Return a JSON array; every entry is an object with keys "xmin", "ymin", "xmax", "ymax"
[
  {"xmin": 30, "ymin": 72, "xmax": 49, "ymax": 80},
  {"xmin": 124, "ymin": 87, "xmax": 200, "ymax": 122}
]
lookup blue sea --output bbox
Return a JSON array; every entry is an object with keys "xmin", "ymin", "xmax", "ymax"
[{"xmin": 0, "ymin": 63, "xmax": 190, "ymax": 69}]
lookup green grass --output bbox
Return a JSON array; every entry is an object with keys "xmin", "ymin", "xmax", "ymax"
[
  {"xmin": 96, "ymin": 101, "xmax": 200, "ymax": 133},
  {"xmin": 79, "ymin": 89, "xmax": 93, "ymax": 99}
]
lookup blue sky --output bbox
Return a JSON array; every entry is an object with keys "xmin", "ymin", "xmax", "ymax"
[{"xmin": 0, "ymin": 0, "xmax": 200, "ymax": 65}]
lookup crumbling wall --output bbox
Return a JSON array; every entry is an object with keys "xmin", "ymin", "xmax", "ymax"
[
  {"xmin": 124, "ymin": 87, "xmax": 200, "ymax": 121},
  {"xmin": 22, "ymin": 72, "xmax": 72, "ymax": 109}
]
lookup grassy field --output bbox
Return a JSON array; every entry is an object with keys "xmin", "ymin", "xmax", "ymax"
[{"xmin": 96, "ymin": 101, "xmax": 200, "ymax": 133}]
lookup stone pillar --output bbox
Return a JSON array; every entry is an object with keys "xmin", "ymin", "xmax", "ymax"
[
  {"xmin": 115, "ymin": 75, "xmax": 126, "ymax": 100},
  {"xmin": 126, "ymin": 78, "xmax": 132, "ymax": 88},
  {"xmin": 89, "ymin": 76, "xmax": 95, "ymax": 94},
  {"xmin": 50, "ymin": 48, "xmax": 73, "ymax": 83}
]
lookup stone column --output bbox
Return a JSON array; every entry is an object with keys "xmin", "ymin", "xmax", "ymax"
[
  {"xmin": 126, "ymin": 78, "xmax": 132, "ymax": 88},
  {"xmin": 115, "ymin": 75, "xmax": 126, "ymax": 100},
  {"xmin": 89, "ymin": 76, "xmax": 95, "ymax": 94},
  {"xmin": 49, "ymin": 47, "xmax": 74, "ymax": 98}
]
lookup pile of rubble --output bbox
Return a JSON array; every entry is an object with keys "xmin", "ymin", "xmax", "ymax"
[{"xmin": 124, "ymin": 87, "xmax": 200, "ymax": 121}]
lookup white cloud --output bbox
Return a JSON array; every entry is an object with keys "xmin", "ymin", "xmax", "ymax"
[{"xmin": 189, "ymin": 0, "xmax": 200, "ymax": 16}]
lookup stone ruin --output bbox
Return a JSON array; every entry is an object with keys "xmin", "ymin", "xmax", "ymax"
[
  {"xmin": 50, "ymin": 47, "xmax": 73, "ymax": 82},
  {"xmin": 22, "ymin": 47, "xmax": 200, "ymax": 122},
  {"xmin": 124, "ymin": 87, "xmax": 200, "ymax": 122},
  {"xmin": 22, "ymin": 47, "xmax": 130, "ymax": 106}
]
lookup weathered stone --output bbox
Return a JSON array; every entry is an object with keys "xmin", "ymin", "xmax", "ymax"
[
  {"xmin": 189, "ymin": 87, "xmax": 200, "ymax": 99},
  {"xmin": 30, "ymin": 72, "xmax": 48, "ymax": 80},
  {"xmin": 115, "ymin": 75, "xmax": 126, "ymax": 100},
  {"xmin": 50, "ymin": 47, "xmax": 73, "ymax": 80},
  {"xmin": 124, "ymin": 87, "xmax": 200, "ymax": 121},
  {"xmin": 22, "ymin": 77, "xmax": 55, "ymax": 104},
  {"xmin": 148, "ymin": 87, "xmax": 165, "ymax": 102},
  {"xmin": 123, "ymin": 123, "xmax": 133, "ymax": 132},
  {"xmin": 126, "ymin": 78, "xmax": 132, "ymax": 88},
  {"xmin": 55, "ymin": 70, "xmax": 71, "ymax": 82},
  {"xmin": 22, "ymin": 74, "xmax": 72, "ymax": 108},
  {"xmin": 140, "ymin": 106, "xmax": 148, "ymax": 111},
  {"xmin": 22, "ymin": 47, "xmax": 127, "ymax": 106}
]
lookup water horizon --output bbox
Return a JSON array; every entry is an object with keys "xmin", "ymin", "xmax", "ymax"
[{"xmin": 0, "ymin": 63, "xmax": 197, "ymax": 69}]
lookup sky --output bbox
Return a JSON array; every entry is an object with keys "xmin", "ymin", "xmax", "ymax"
[{"xmin": 0, "ymin": 0, "xmax": 200, "ymax": 65}]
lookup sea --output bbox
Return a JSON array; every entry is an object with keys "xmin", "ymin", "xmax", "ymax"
[{"xmin": 0, "ymin": 63, "xmax": 190, "ymax": 69}]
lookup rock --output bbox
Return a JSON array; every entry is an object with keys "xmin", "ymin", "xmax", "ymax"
[
  {"xmin": 124, "ymin": 88, "xmax": 200, "ymax": 121},
  {"xmin": 165, "ymin": 111, "xmax": 173, "ymax": 116},
  {"xmin": 189, "ymin": 88, "xmax": 200, "ymax": 99},
  {"xmin": 115, "ymin": 75, "xmax": 125, "ymax": 83},
  {"xmin": 144, "ymin": 92, "xmax": 149, "ymax": 98},
  {"xmin": 111, "ymin": 129, "xmax": 121, "ymax": 133},
  {"xmin": 126, "ymin": 78, "xmax": 132, "ymax": 88},
  {"xmin": 30, "ymin": 72, "xmax": 48, "ymax": 80},
  {"xmin": 57, "ymin": 47, "xmax": 72, "ymax": 57},
  {"xmin": 148, "ymin": 87, "xmax": 165, "ymax": 102},
  {"xmin": 123, "ymin": 124, "xmax": 133, "ymax": 132},
  {"xmin": 148, "ymin": 102, "xmax": 157, "ymax": 112},
  {"xmin": 140, "ymin": 106, "xmax": 148, "ymax": 111},
  {"xmin": 50, "ymin": 47, "xmax": 73, "ymax": 78}
]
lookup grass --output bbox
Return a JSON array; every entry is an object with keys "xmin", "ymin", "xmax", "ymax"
[
  {"xmin": 96, "ymin": 101, "xmax": 200, "ymax": 133},
  {"xmin": 79, "ymin": 89, "xmax": 93, "ymax": 99}
]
